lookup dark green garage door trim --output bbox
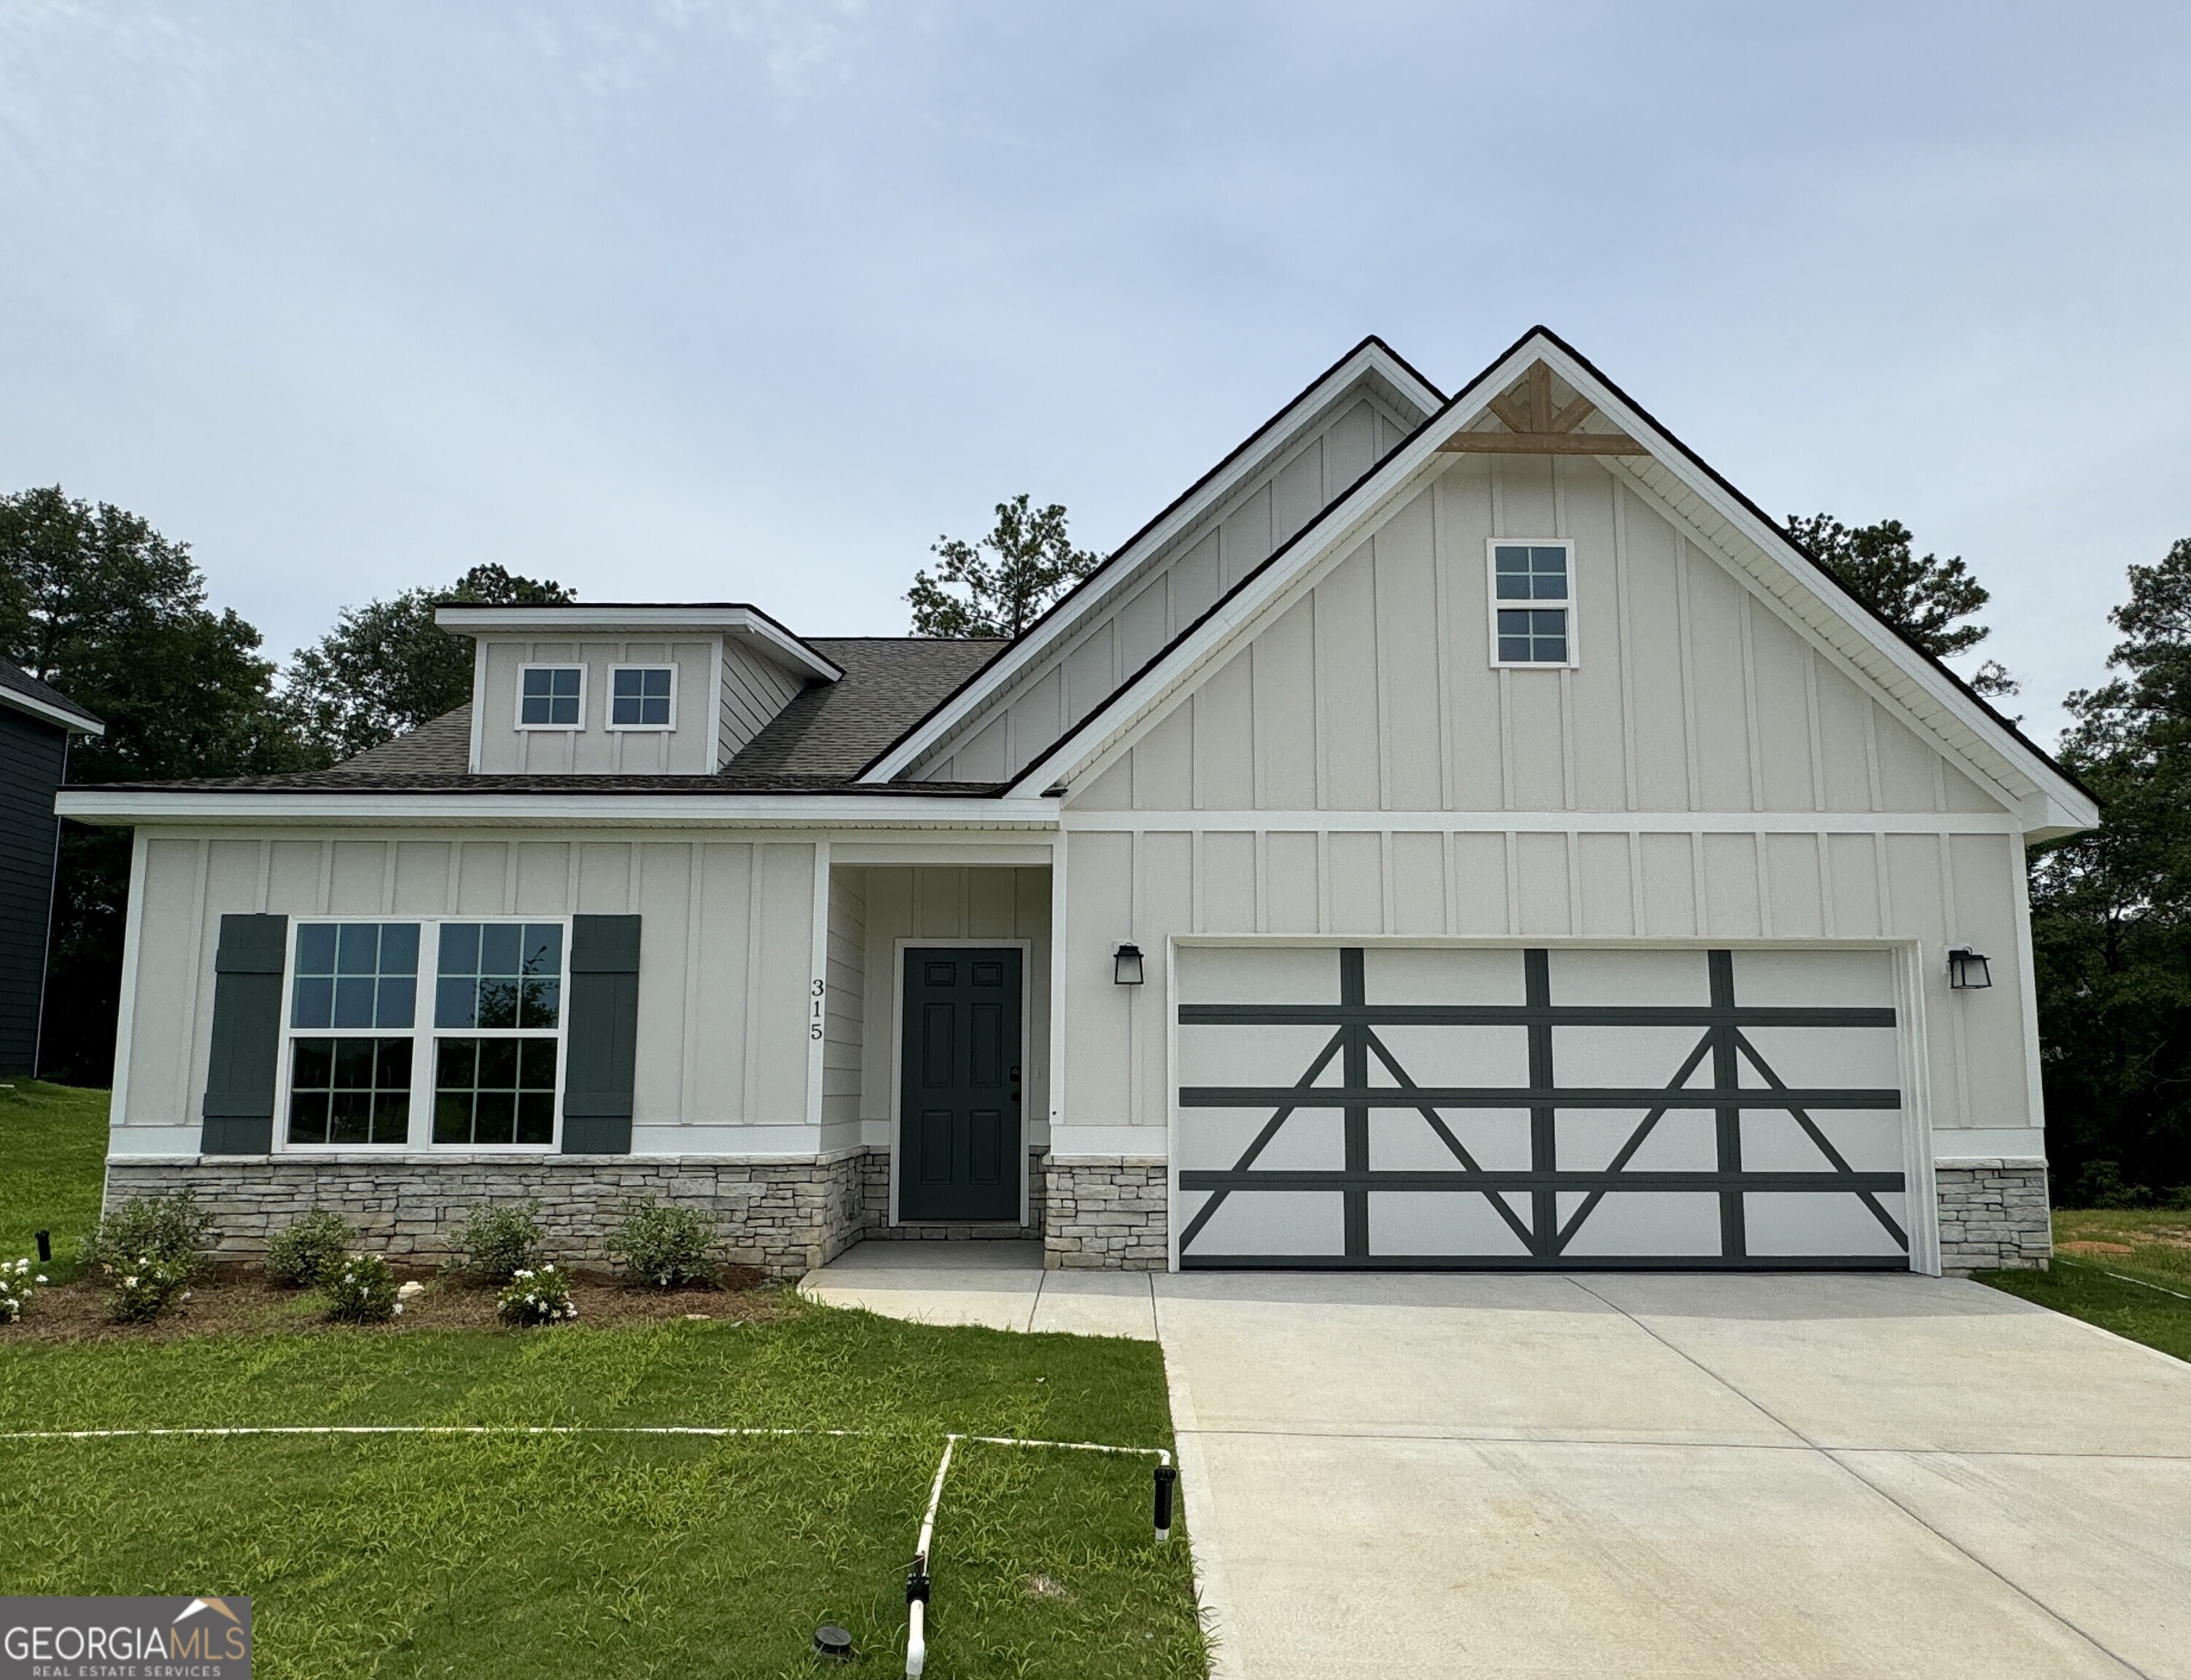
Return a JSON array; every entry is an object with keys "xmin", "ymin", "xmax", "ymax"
[{"xmin": 1177, "ymin": 946, "xmax": 1910, "ymax": 1272}]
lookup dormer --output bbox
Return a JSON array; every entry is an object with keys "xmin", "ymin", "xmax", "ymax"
[{"xmin": 435, "ymin": 602, "xmax": 841, "ymax": 774}]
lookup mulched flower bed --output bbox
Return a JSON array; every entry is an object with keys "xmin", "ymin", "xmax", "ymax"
[{"xmin": 2, "ymin": 1261, "xmax": 787, "ymax": 1345}]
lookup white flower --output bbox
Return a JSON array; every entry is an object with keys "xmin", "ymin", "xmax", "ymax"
[
  {"xmin": 123, "ymin": 1276, "xmax": 139, "ymax": 1288},
  {"xmin": 34, "ymin": 1275, "xmax": 47, "ymax": 1286},
  {"xmin": 392, "ymin": 1302, "xmax": 405, "ymax": 1315}
]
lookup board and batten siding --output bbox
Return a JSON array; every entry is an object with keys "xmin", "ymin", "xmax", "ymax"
[
  {"xmin": 0, "ymin": 708, "xmax": 69, "ymax": 1075},
  {"xmin": 845, "ymin": 866, "xmax": 1052, "ymax": 1152},
  {"xmin": 111, "ymin": 831, "xmax": 824, "ymax": 1156},
  {"xmin": 1067, "ymin": 455, "xmax": 2017, "ymax": 819},
  {"xmin": 472, "ymin": 638, "xmax": 723, "ymax": 775},
  {"xmin": 820, "ymin": 867, "xmax": 867, "ymax": 1140},
  {"xmin": 916, "ymin": 385, "xmax": 1424, "ymax": 785},
  {"xmin": 1051, "ymin": 451, "xmax": 2043, "ymax": 1164},
  {"xmin": 719, "ymin": 641, "xmax": 808, "ymax": 768}
]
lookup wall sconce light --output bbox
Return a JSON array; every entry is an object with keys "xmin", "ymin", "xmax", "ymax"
[
  {"xmin": 1113, "ymin": 942, "xmax": 1145, "ymax": 986},
  {"xmin": 1947, "ymin": 947, "xmax": 1992, "ymax": 990}
]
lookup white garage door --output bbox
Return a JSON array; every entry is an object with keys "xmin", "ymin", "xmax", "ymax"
[{"xmin": 1175, "ymin": 946, "xmax": 1911, "ymax": 1270}]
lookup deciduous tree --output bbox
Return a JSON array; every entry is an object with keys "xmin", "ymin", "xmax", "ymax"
[
  {"xmin": 283, "ymin": 564, "xmax": 572, "ymax": 761},
  {"xmin": 2029, "ymin": 538, "xmax": 2191, "ymax": 1201},
  {"xmin": 0, "ymin": 486, "xmax": 306, "ymax": 1083}
]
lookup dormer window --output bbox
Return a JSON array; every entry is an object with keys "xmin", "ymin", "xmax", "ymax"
[
  {"xmin": 610, "ymin": 665, "xmax": 675, "ymax": 730},
  {"xmin": 1488, "ymin": 540, "xmax": 1576, "ymax": 666},
  {"xmin": 518, "ymin": 665, "xmax": 584, "ymax": 728}
]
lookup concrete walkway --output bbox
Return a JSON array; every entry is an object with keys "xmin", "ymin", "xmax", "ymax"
[{"xmin": 803, "ymin": 1248, "xmax": 2191, "ymax": 1679}]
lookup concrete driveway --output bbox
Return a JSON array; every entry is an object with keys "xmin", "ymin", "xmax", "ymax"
[{"xmin": 804, "ymin": 1250, "xmax": 2191, "ymax": 1679}]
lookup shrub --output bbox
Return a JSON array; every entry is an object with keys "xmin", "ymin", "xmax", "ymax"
[
  {"xmin": 498, "ymin": 1264, "xmax": 577, "ymax": 1326},
  {"xmin": 266, "ymin": 1210, "xmax": 355, "ymax": 1288},
  {"xmin": 606, "ymin": 1199, "xmax": 720, "ymax": 1288},
  {"xmin": 324, "ymin": 1253, "xmax": 402, "ymax": 1323},
  {"xmin": 0, "ymin": 1258, "xmax": 47, "ymax": 1324},
  {"xmin": 84, "ymin": 1192, "xmax": 214, "ymax": 1280},
  {"xmin": 106, "ymin": 1254, "xmax": 192, "ymax": 1323},
  {"xmin": 456, "ymin": 1200, "xmax": 544, "ymax": 1284},
  {"xmin": 2070, "ymin": 1161, "xmax": 2155, "ymax": 1210}
]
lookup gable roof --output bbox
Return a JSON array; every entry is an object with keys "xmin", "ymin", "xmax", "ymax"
[
  {"xmin": 855, "ymin": 333, "xmax": 1444, "ymax": 783},
  {"xmin": 986, "ymin": 325, "xmax": 2097, "ymax": 837},
  {"xmin": 0, "ymin": 663, "xmax": 104, "ymax": 734}
]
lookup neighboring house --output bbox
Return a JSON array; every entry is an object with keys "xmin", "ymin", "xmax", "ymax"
[
  {"xmin": 59, "ymin": 328, "xmax": 2094, "ymax": 1276},
  {"xmin": 1, "ymin": 664, "xmax": 104, "ymax": 1077}
]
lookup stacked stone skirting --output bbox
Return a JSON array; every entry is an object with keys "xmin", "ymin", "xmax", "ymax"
[
  {"xmin": 103, "ymin": 1152, "xmax": 870, "ymax": 1280},
  {"xmin": 1935, "ymin": 1159, "xmax": 2052, "ymax": 1272},
  {"xmin": 1043, "ymin": 1157, "xmax": 1168, "ymax": 1270}
]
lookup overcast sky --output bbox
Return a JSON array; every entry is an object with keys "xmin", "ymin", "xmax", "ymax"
[{"xmin": 4, "ymin": 1, "xmax": 2187, "ymax": 744}]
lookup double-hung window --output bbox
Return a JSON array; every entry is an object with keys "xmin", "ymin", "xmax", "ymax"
[
  {"xmin": 518, "ymin": 665, "xmax": 584, "ymax": 728},
  {"xmin": 1488, "ymin": 540, "xmax": 1576, "ymax": 666},
  {"xmin": 609, "ymin": 665, "xmax": 674, "ymax": 729},
  {"xmin": 287, "ymin": 922, "xmax": 419, "ymax": 1145},
  {"xmin": 281, "ymin": 919, "xmax": 567, "ymax": 1150}
]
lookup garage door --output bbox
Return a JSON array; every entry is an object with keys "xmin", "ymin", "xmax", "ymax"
[{"xmin": 1175, "ymin": 946, "xmax": 1911, "ymax": 1270}]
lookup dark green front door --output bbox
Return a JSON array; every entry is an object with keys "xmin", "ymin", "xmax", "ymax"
[{"xmin": 900, "ymin": 947, "xmax": 1022, "ymax": 1221}]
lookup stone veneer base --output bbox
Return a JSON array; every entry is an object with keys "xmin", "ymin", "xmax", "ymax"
[
  {"xmin": 104, "ymin": 1152, "xmax": 871, "ymax": 1280},
  {"xmin": 105, "ymin": 1151, "xmax": 2046, "ymax": 1278},
  {"xmin": 1935, "ymin": 1159, "xmax": 2052, "ymax": 1272},
  {"xmin": 1043, "ymin": 1157, "xmax": 1168, "ymax": 1270}
]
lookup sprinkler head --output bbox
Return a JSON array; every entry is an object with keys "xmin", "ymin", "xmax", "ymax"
[{"xmin": 813, "ymin": 1624, "xmax": 853, "ymax": 1661}]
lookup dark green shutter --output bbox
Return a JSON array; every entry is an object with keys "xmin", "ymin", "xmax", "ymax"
[
  {"xmin": 201, "ymin": 913, "xmax": 289, "ymax": 1154},
  {"xmin": 563, "ymin": 914, "xmax": 641, "ymax": 1154}
]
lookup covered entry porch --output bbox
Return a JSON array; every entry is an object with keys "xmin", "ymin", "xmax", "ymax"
[{"xmin": 820, "ymin": 849, "xmax": 1054, "ymax": 1239}]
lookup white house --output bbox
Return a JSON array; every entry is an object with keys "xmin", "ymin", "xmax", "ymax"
[{"xmin": 61, "ymin": 328, "xmax": 2090, "ymax": 1277}]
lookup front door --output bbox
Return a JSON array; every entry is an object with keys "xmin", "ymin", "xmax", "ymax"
[{"xmin": 899, "ymin": 947, "xmax": 1023, "ymax": 1221}]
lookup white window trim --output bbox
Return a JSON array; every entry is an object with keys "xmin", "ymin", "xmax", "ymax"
[
  {"xmin": 1485, "ymin": 537, "xmax": 1579, "ymax": 669},
  {"xmin": 606, "ymin": 661, "xmax": 678, "ymax": 733},
  {"xmin": 515, "ymin": 663, "xmax": 587, "ymax": 731},
  {"xmin": 272, "ymin": 916, "xmax": 572, "ymax": 1155}
]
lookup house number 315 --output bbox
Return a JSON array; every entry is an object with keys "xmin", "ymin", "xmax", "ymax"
[{"xmin": 809, "ymin": 979, "xmax": 825, "ymax": 1040}]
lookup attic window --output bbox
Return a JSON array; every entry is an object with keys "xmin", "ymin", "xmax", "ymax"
[
  {"xmin": 1488, "ymin": 540, "xmax": 1576, "ymax": 666},
  {"xmin": 610, "ymin": 665, "xmax": 675, "ymax": 730},
  {"xmin": 518, "ymin": 665, "xmax": 584, "ymax": 728}
]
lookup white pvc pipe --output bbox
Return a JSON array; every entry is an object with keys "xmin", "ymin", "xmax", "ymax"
[{"xmin": 906, "ymin": 1437, "xmax": 956, "ymax": 1679}]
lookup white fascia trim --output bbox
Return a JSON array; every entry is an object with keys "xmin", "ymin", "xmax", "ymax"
[
  {"xmin": 1062, "ymin": 809, "xmax": 2027, "ymax": 836},
  {"xmin": 0, "ymin": 686, "xmax": 104, "ymax": 735},
  {"xmin": 857, "ymin": 341, "xmax": 1441, "ymax": 785},
  {"xmin": 1009, "ymin": 331, "xmax": 2098, "ymax": 837},
  {"xmin": 54, "ymin": 790, "xmax": 1061, "ymax": 830},
  {"xmin": 436, "ymin": 605, "xmax": 841, "ymax": 682}
]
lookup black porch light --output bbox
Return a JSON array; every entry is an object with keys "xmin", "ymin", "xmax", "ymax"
[
  {"xmin": 1947, "ymin": 947, "xmax": 1993, "ymax": 990},
  {"xmin": 1113, "ymin": 942, "xmax": 1145, "ymax": 986}
]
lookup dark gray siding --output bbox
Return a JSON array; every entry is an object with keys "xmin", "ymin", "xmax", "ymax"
[{"xmin": 0, "ymin": 707, "xmax": 68, "ymax": 1076}]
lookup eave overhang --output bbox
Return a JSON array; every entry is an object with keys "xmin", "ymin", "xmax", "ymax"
[
  {"xmin": 53, "ymin": 789, "xmax": 1059, "ymax": 831},
  {"xmin": 435, "ymin": 602, "xmax": 842, "ymax": 682}
]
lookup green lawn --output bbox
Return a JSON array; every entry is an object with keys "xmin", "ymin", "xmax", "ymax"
[
  {"xmin": 1976, "ymin": 1207, "xmax": 2191, "ymax": 1364},
  {"xmin": 0, "ymin": 1308, "xmax": 1204, "ymax": 1678},
  {"xmin": 0, "ymin": 1089, "xmax": 1205, "ymax": 1677},
  {"xmin": 0, "ymin": 1079, "xmax": 109, "ymax": 1275}
]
